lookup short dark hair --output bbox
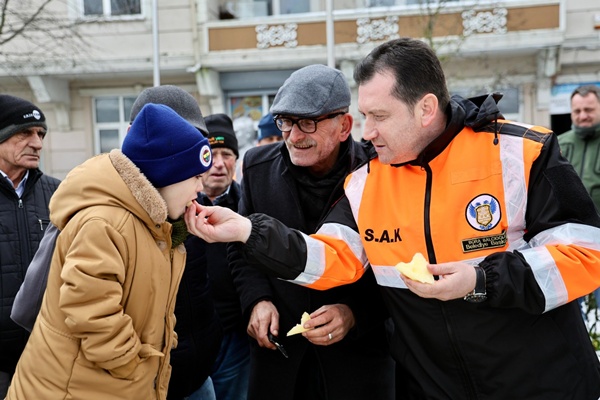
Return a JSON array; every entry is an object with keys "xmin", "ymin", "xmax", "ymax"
[
  {"xmin": 353, "ymin": 38, "xmax": 450, "ymax": 113},
  {"xmin": 571, "ymin": 85, "xmax": 600, "ymax": 101}
]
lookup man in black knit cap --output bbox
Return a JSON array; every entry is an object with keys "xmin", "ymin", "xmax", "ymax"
[{"xmin": 0, "ymin": 94, "xmax": 60, "ymax": 398}]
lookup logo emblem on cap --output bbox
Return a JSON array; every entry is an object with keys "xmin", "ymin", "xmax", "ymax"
[
  {"xmin": 200, "ymin": 144, "xmax": 212, "ymax": 167},
  {"xmin": 23, "ymin": 110, "xmax": 42, "ymax": 120}
]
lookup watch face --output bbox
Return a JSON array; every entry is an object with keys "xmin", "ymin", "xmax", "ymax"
[{"xmin": 465, "ymin": 293, "xmax": 488, "ymax": 303}]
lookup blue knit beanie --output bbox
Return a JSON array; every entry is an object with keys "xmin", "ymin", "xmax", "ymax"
[
  {"xmin": 257, "ymin": 113, "xmax": 281, "ymax": 141},
  {"xmin": 122, "ymin": 103, "xmax": 212, "ymax": 188}
]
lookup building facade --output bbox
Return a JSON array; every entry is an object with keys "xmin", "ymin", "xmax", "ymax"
[{"xmin": 0, "ymin": 0, "xmax": 598, "ymax": 179}]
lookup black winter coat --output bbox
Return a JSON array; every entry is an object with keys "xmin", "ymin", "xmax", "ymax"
[
  {"xmin": 0, "ymin": 169, "xmax": 60, "ymax": 373},
  {"xmin": 202, "ymin": 182, "xmax": 245, "ymax": 334},
  {"xmin": 167, "ymin": 232, "xmax": 224, "ymax": 399},
  {"xmin": 229, "ymin": 139, "xmax": 395, "ymax": 400},
  {"xmin": 167, "ymin": 181, "xmax": 243, "ymax": 399}
]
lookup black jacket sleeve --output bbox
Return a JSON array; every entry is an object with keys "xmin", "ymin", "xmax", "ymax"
[
  {"xmin": 229, "ymin": 163, "xmax": 276, "ymax": 322},
  {"xmin": 481, "ymin": 132, "xmax": 600, "ymax": 313}
]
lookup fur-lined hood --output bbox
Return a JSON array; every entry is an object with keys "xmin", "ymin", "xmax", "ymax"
[{"xmin": 49, "ymin": 149, "xmax": 168, "ymax": 230}]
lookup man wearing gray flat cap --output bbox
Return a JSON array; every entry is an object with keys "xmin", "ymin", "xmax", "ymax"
[{"xmin": 228, "ymin": 64, "xmax": 395, "ymax": 399}]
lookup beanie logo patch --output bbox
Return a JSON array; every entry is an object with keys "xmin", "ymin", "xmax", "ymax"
[
  {"xmin": 200, "ymin": 144, "xmax": 212, "ymax": 167},
  {"xmin": 23, "ymin": 110, "xmax": 42, "ymax": 120},
  {"xmin": 208, "ymin": 136, "xmax": 226, "ymax": 146}
]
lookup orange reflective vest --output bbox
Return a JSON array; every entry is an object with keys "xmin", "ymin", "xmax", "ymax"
[
  {"xmin": 306, "ymin": 122, "xmax": 600, "ymax": 310},
  {"xmin": 240, "ymin": 95, "xmax": 600, "ymax": 398}
]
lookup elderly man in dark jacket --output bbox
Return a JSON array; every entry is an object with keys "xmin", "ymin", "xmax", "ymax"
[
  {"xmin": 229, "ymin": 65, "xmax": 395, "ymax": 400},
  {"xmin": 0, "ymin": 94, "xmax": 60, "ymax": 398}
]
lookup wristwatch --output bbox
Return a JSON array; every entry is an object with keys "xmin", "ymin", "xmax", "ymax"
[{"xmin": 464, "ymin": 266, "xmax": 487, "ymax": 303}]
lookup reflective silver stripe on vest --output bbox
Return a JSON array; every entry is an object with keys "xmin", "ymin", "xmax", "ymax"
[
  {"xmin": 371, "ymin": 264, "xmax": 408, "ymax": 289},
  {"xmin": 522, "ymin": 223, "xmax": 600, "ymax": 312},
  {"xmin": 345, "ymin": 165, "xmax": 369, "ymax": 224},
  {"xmin": 309, "ymin": 136, "xmax": 599, "ymax": 308},
  {"xmin": 287, "ymin": 223, "xmax": 368, "ymax": 286},
  {"xmin": 500, "ymin": 135, "xmax": 528, "ymax": 251}
]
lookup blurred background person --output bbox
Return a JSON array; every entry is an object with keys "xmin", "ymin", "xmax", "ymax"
[
  {"xmin": 0, "ymin": 94, "xmax": 60, "ymax": 398},
  {"xmin": 188, "ymin": 113, "xmax": 249, "ymax": 400},
  {"xmin": 557, "ymin": 84, "xmax": 600, "ymax": 312},
  {"xmin": 557, "ymin": 84, "xmax": 600, "ymax": 212},
  {"xmin": 256, "ymin": 113, "xmax": 283, "ymax": 146},
  {"xmin": 233, "ymin": 116, "xmax": 256, "ymax": 181}
]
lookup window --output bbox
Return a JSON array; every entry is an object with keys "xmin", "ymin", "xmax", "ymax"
[
  {"xmin": 228, "ymin": 92, "xmax": 276, "ymax": 147},
  {"xmin": 82, "ymin": 0, "xmax": 141, "ymax": 17},
  {"xmin": 278, "ymin": 0, "xmax": 309, "ymax": 14},
  {"xmin": 222, "ymin": 0, "xmax": 310, "ymax": 19},
  {"xmin": 93, "ymin": 96, "xmax": 137, "ymax": 154},
  {"xmin": 367, "ymin": 0, "xmax": 397, "ymax": 6},
  {"xmin": 367, "ymin": 0, "xmax": 493, "ymax": 6}
]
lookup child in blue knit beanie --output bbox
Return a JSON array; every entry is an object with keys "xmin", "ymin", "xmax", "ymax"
[{"xmin": 6, "ymin": 103, "xmax": 212, "ymax": 400}]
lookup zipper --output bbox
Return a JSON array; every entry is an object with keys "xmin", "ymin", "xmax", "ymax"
[
  {"xmin": 423, "ymin": 162, "xmax": 478, "ymax": 399},
  {"xmin": 579, "ymin": 140, "xmax": 588, "ymax": 178},
  {"xmin": 423, "ymin": 164, "xmax": 435, "ymax": 264}
]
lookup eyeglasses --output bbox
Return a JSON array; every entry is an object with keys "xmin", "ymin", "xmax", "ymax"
[{"xmin": 273, "ymin": 112, "xmax": 346, "ymax": 134}]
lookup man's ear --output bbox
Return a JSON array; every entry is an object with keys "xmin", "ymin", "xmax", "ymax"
[
  {"xmin": 417, "ymin": 94, "xmax": 438, "ymax": 128},
  {"xmin": 339, "ymin": 113, "xmax": 354, "ymax": 141}
]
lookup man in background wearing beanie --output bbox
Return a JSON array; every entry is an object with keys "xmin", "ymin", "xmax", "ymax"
[
  {"xmin": 7, "ymin": 103, "xmax": 213, "ymax": 400},
  {"xmin": 128, "ymin": 85, "xmax": 223, "ymax": 400},
  {"xmin": 187, "ymin": 113, "xmax": 250, "ymax": 400},
  {"xmin": 0, "ymin": 94, "xmax": 60, "ymax": 398},
  {"xmin": 257, "ymin": 113, "xmax": 283, "ymax": 146},
  {"xmin": 227, "ymin": 64, "xmax": 394, "ymax": 399}
]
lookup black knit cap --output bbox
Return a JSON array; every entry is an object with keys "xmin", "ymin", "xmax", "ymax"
[
  {"xmin": 0, "ymin": 94, "xmax": 47, "ymax": 143},
  {"xmin": 205, "ymin": 113, "xmax": 239, "ymax": 158}
]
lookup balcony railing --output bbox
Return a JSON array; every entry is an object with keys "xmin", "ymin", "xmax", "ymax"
[{"xmin": 203, "ymin": 0, "xmax": 561, "ymax": 65}]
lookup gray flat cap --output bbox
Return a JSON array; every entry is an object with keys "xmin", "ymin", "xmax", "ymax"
[
  {"xmin": 130, "ymin": 85, "xmax": 208, "ymax": 136},
  {"xmin": 270, "ymin": 64, "xmax": 351, "ymax": 118}
]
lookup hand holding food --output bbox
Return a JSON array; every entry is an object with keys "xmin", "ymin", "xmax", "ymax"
[
  {"xmin": 286, "ymin": 312, "xmax": 314, "ymax": 336},
  {"xmin": 395, "ymin": 253, "xmax": 435, "ymax": 284}
]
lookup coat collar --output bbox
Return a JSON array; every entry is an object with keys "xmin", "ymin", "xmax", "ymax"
[{"xmin": 108, "ymin": 149, "xmax": 168, "ymax": 225}]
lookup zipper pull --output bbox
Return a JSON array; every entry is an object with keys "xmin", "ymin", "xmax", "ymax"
[
  {"xmin": 18, "ymin": 199, "xmax": 23, "ymax": 208},
  {"xmin": 39, "ymin": 219, "xmax": 43, "ymax": 231}
]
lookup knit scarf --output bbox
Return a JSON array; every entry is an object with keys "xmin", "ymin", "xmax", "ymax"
[{"xmin": 169, "ymin": 217, "xmax": 189, "ymax": 248}]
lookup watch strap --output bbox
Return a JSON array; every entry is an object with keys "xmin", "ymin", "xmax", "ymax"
[{"xmin": 464, "ymin": 266, "xmax": 487, "ymax": 302}]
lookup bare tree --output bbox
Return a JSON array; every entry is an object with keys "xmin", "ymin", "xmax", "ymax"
[
  {"xmin": 0, "ymin": 0, "xmax": 90, "ymax": 74},
  {"xmin": 414, "ymin": 0, "xmax": 476, "ymax": 64}
]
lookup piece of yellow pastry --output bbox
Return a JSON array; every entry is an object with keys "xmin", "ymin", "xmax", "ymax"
[
  {"xmin": 286, "ymin": 312, "xmax": 313, "ymax": 336},
  {"xmin": 395, "ymin": 253, "xmax": 435, "ymax": 284}
]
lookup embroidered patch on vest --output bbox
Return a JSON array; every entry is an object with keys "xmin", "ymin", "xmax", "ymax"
[
  {"xmin": 465, "ymin": 194, "xmax": 501, "ymax": 231},
  {"xmin": 461, "ymin": 231, "xmax": 507, "ymax": 253}
]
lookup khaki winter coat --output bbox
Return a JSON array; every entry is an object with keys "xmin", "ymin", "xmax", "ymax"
[{"xmin": 7, "ymin": 150, "xmax": 186, "ymax": 400}]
